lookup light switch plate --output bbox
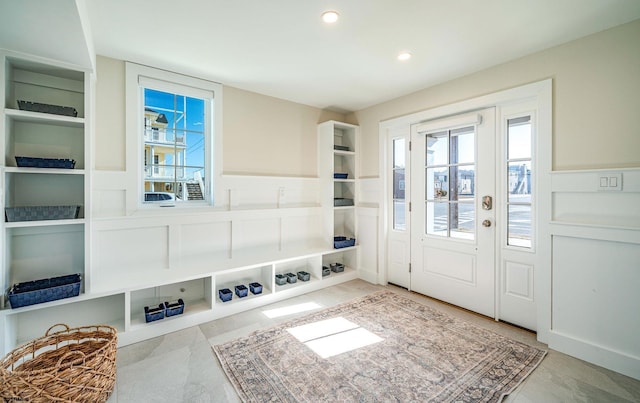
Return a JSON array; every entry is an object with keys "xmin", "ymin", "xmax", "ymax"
[{"xmin": 598, "ymin": 172, "xmax": 622, "ymax": 191}]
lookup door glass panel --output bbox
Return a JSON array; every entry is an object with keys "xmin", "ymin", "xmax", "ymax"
[
  {"xmin": 507, "ymin": 117, "xmax": 531, "ymax": 159},
  {"xmin": 427, "ymin": 132, "xmax": 448, "ymax": 166},
  {"xmin": 426, "ymin": 168, "xmax": 448, "ymax": 200},
  {"xmin": 451, "ymin": 127, "xmax": 475, "ymax": 164},
  {"xmin": 392, "ymin": 138, "xmax": 406, "ymax": 231},
  {"xmin": 508, "ymin": 204, "xmax": 531, "ymax": 247},
  {"xmin": 425, "ymin": 126, "xmax": 475, "ymax": 240},
  {"xmin": 394, "ymin": 201, "xmax": 406, "ymax": 231},
  {"xmin": 426, "ymin": 201, "xmax": 448, "ymax": 235},
  {"xmin": 508, "ymin": 161, "xmax": 531, "ymax": 202},
  {"xmin": 453, "ymin": 165, "xmax": 475, "ymax": 202},
  {"xmin": 393, "ymin": 139, "xmax": 405, "ymax": 168},
  {"xmin": 450, "ymin": 202, "xmax": 475, "ymax": 240},
  {"xmin": 506, "ymin": 116, "xmax": 532, "ymax": 248}
]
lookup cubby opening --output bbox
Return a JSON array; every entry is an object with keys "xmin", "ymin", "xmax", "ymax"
[
  {"xmin": 215, "ymin": 265, "xmax": 272, "ymax": 304},
  {"xmin": 130, "ymin": 277, "xmax": 213, "ymax": 328}
]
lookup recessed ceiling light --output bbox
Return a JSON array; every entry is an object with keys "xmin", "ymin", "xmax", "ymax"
[
  {"xmin": 398, "ymin": 52, "xmax": 412, "ymax": 61},
  {"xmin": 322, "ymin": 11, "xmax": 339, "ymax": 24}
]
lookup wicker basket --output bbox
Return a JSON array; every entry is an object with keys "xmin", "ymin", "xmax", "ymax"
[{"xmin": 0, "ymin": 324, "xmax": 117, "ymax": 402}]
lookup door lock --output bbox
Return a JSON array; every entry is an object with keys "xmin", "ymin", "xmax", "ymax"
[
  {"xmin": 482, "ymin": 195, "xmax": 493, "ymax": 211},
  {"xmin": 482, "ymin": 219, "xmax": 492, "ymax": 227}
]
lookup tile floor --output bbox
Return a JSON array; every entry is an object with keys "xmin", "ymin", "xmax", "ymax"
[{"xmin": 107, "ymin": 280, "xmax": 640, "ymax": 402}]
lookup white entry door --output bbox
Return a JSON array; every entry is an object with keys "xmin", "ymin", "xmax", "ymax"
[{"xmin": 410, "ymin": 108, "xmax": 496, "ymax": 317}]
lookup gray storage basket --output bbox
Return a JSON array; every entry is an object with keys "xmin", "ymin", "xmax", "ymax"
[{"xmin": 5, "ymin": 205, "xmax": 80, "ymax": 222}]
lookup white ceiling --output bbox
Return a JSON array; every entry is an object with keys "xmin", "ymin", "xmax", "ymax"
[{"xmin": 2, "ymin": 1, "xmax": 640, "ymax": 113}]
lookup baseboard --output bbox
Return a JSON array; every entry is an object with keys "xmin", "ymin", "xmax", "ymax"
[
  {"xmin": 548, "ymin": 330, "xmax": 640, "ymax": 380},
  {"xmin": 357, "ymin": 269, "xmax": 378, "ymax": 284}
]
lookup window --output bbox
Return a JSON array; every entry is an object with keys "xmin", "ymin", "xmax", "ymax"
[
  {"xmin": 506, "ymin": 116, "xmax": 532, "ymax": 248},
  {"xmin": 126, "ymin": 63, "xmax": 222, "ymax": 207},
  {"xmin": 392, "ymin": 138, "xmax": 406, "ymax": 230}
]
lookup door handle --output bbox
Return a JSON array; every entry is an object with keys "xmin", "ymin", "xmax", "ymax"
[{"xmin": 482, "ymin": 219, "xmax": 492, "ymax": 227}]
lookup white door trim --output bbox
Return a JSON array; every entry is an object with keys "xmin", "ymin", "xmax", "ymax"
[{"xmin": 378, "ymin": 79, "xmax": 552, "ymax": 343}]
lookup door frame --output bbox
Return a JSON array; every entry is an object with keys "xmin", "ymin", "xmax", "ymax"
[{"xmin": 378, "ymin": 79, "xmax": 552, "ymax": 343}]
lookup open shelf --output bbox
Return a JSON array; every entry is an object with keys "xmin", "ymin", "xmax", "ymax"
[
  {"xmin": 215, "ymin": 265, "xmax": 272, "ymax": 305},
  {"xmin": 130, "ymin": 277, "xmax": 213, "ymax": 328}
]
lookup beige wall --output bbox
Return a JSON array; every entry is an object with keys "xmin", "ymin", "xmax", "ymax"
[
  {"xmin": 94, "ymin": 55, "xmax": 344, "ymax": 176},
  {"xmin": 349, "ymin": 19, "xmax": 640, "ymax": 177}
]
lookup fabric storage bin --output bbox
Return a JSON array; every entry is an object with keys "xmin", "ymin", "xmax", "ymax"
[
  {"xmin": 334, "ymin": 198, "xmax": 354, "ymax": 206},
  {"xmin": 275, "ymin": 274, "xmax": 287, "ymax": 285},
  {"xmin": 5, "ymin": 205, "xmax": 80, "ymax": 222},
  {"xmin": 322, "ymin": 266, "xmax": 331, "ymax": 277},
  {"xmin": 235, "ymin": 285, "xmax": 248, "ymax": 298},
  {"xmin": 144, "ymin": 304, "xmax": 165, "ymax": 322},
  {"xmin": 334, "ymin": 236, "xmax": 356, "ymax": 249},
  {"xmin": 17, "ymin": 100, "xmax": 78, "ymax": 117},
  {"xmin": 333, "ymin": 145, "xmax": 350, "ymax": 151},
  {"xmin": 334, "ymin": 173, "xmax": 348, "ymax": 179},
  {"xmin": 297, "ymin": 271, "xmax": 310, "ymax": 281},
  {"xmin": 164, "ymin": 299, "xmax": 185, "ymax": 316},
  {"xmin": 15, "ymin": 156, "xmax": 76, "ymax": 169},
  {"xmin": 219, "ymin": 288, "xmax": 233, "ymax": 302},
  {"xmin": 330, "ymin": 263, "xmax": 345, "ymax": 273},
  {"xmin": 249, "ymin": 282, "xmax": 263, "ymax": 294},
  {"xmin": 285, "ymin": 273, "xmax": 297, "ymax": 284},
  {"xmin": 8, "ymin": 274, "xmax": 81, "ymax": 308}
]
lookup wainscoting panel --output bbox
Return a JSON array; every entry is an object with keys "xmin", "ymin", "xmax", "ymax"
[{"xmin": 549, "ymin": 168, "xmax": 640, "ymax": 380}]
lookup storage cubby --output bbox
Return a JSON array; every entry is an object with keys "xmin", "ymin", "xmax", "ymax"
[
  {"xmin": 4, "ymin": 114, "xmax": 84, "ymax": 168},
  {"xmin": 130, "ymin": 277, "xmax": 212, "ymax": 328},
  {"xmin": 4, "ymin": 225, "xmax": 84, "ymax": 292},
  {"xmin": 274, "ymin": 255, "xmax": 321, "ymax": 291},
  {"xmin": 3, "ymin": 294, "xmax": 125, "ymax": 351},
  {"xmin": 215, "ymin": 265, "xmax": 272, "ymax": 305},
  {"xmin": 5, "ymin": 57, "xmax": 85, "ymax": 118},
  {"xmin": 4, "ymin": 172, "xmax": 84, "ymax": 216},
  {"xmin": 322, "ymin": 248, "xmax": 357, "ymax": 279}
]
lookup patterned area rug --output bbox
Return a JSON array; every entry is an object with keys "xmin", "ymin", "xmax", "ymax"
[{"xmin": 213, "ymin": 291, "xmax": 546, "ymax": 402}]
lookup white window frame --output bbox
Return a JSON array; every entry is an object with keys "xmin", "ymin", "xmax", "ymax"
[{"xmin": 125, "ymin": 62, "xmax": 223, "ymax": 209}]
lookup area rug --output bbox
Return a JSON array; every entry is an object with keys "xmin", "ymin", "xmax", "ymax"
[{"xmin": 213, "ymin": 291, "xmax": 546, "ymax": 402}]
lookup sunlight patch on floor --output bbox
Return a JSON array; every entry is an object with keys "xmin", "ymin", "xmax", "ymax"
[
  {"xmin": 287, "ymin": 317, "xmax": 383, "ymax": 358},
  {"xmin": 262, "ymin": 302, "xmax": 322, "ymax": 318}
]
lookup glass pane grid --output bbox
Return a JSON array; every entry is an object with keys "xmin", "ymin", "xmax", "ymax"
[
  {"xmin": 143, "ymin": 87, "xmax": 207, "ymax": 203},
  {"xmin": 425, "ymin": 126, "xmax": 476, "ymax": 240}
]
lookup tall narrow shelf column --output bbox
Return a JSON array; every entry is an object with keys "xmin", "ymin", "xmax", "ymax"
[
  {"xmin": 0, "ymin": 51, "xmax": 94, "ymax": 353},
  {"xmin": 318, "ymin": 120, "xmax": 359, "ymax": 276}
]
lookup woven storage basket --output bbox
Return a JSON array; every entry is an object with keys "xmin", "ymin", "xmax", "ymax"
[{"xmin": 0, "ymin": 324, "xmax": 117, "ymax": 402}]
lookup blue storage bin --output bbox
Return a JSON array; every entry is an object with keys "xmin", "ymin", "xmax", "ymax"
[
  {"xmin": 8, "ymin": 274, "xmax": 81, "ymax": 308},
  {"xmin": 145, "ymin": 304, "xmax": 165, "ymax": 322},
  {"xmin": 235, "ymin": 284, "xmax": 248, "ymax": 298},
  {"xmin": 15, "ymin": 156, "xmax": 76, "ymax": 169},
  {"xmin": 249, "ymin": 282, "xmax": 263, "ymax": 294},
  {"xmin": 334, "ymin": 236, "xmax": 356, "ymax": 249},
  {"xmin": 164, "ymin": 298, "xmax": 185, "ymax": 317},
  {"xmin": 219, "ymin": 288, "xmax": 233, "ymax": 302},
  {"xmin": 334, "ymin": 173, "xmax": 348, "ymax": 179}
]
